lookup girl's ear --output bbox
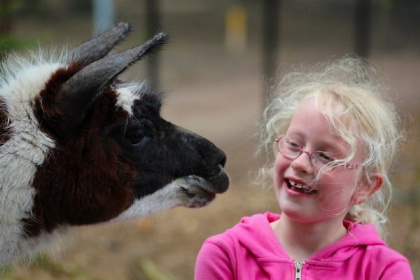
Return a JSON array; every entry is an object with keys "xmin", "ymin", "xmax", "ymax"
[{"xmin": 351, "ymin": 173, "xmax": 384, "ymax": 204}]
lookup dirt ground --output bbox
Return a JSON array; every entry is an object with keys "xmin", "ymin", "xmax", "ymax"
[{"xmin": 2, "ymin": 1, "xmax": 420, "ymax": 279}]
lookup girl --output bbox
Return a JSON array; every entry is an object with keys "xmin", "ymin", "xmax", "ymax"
[{"xmin": 194, "ymin": 58, "xmax": 414, "ymax": 279}]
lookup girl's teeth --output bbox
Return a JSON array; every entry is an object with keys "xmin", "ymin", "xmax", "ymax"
[
  {"xmin": 290, "ymin": 182, "xmax": 303, "ymax": 189},
  {"xmin": 290, "ymin": 181, "xmax": 304, "ymax": 189},
  {"xmin": 289, "ymin": 180, "xmax": 314, "ymax": 193}
]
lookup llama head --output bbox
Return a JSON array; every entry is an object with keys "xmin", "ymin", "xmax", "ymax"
[{"xmin": 0, "ymin": 22, "xmax": 229, "ymax": 263}]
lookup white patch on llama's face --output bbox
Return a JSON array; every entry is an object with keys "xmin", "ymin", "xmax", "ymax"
[
  {"xmin": 0, "ymin": 61, "xmax": 59, "ymax": 260},
  {"xmin": 111, "ymin": 180, "xmax": 186, "ymax": 221},
  {"xmin": 115, "ymin": 87, "xmax": 137, "ymax": 116},
  {"xmin": 115, "ymin": 83, "xmax": 147, "ymax": 116},
  {"xmin": 111, "ymin": 176, "xmax": 213, "ymax": 222}
]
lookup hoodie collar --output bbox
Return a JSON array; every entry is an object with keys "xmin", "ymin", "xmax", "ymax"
[{"xmin": 232, "ymin": 212, "xmax": 386, "ymax": 263}]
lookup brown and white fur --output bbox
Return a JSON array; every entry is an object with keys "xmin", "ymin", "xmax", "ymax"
[{"xmin": 0, "ymin": 23, "xmax": 229, "ymax": 265}]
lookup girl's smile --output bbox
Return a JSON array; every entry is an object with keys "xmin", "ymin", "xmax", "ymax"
[{"xmin": 285, "ymin": 178, "xmax": 317, "ymax": 195}]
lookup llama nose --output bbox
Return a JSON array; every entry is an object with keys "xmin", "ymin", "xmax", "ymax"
[{"xmin": 211, "ymin": 149, "xmax": 229, "ymax": 193}]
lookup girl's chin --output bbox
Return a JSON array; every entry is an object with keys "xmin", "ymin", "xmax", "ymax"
[
  {"xmin": 277, "ymin": 194, "xmax": 317, "ymax": 222},
  {"xmin": 279, "ymin": 209, "xmax": 316, "ymax": 224}
]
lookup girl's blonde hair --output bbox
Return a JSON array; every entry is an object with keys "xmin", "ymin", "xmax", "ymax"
[{"xmin": 258, "ymin": 57, "xmax": 404, "ymax": 238}]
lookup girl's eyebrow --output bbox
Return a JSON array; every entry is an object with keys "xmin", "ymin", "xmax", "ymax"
[
  {"xmin": 318, "ymin": 140, "xmax": 352, "ymax": 159},
  {"xmin": 284, "ymin": 130, "xmax": 305, "ymax": 141}
]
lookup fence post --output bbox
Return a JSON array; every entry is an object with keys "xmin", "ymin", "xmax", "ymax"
[{"xmin": 93, "ymin": 0, "xmax": 115, "ymax": 35}]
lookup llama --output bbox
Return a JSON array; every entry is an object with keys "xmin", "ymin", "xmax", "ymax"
[{"xmin": 0, "ymin": 22, "xmax": 229, "ymax": 265}]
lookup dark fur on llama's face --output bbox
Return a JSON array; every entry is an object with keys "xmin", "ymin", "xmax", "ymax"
[{"xmin": 0, "ymin": 22, "xmax": 229, "ymax": 265}]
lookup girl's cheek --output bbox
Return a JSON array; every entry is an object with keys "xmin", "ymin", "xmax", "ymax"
[
  {"xmin": 274, "ymin": 154, "xmax": 282, "ymax": 172},
  {"xmin": 273, "ymin": 157, "xmax": 284, "ymax": 191},
  {"xmin": 274, "ymin": 153, "xmax": 291, "ymax": 168},
  {"xmin": 274, "ymin": 153, "xmax": 289, "ymax": 177}
]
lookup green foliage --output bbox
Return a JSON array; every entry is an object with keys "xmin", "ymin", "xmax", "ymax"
[
  {"xmin": 0, "ymin": 0, "xmax": 27, "ymax": 61},
  {"xmin": 0, "ymin": 0, "xmax": 24, "ymax": 18},
  {"xmin": 0, "ymin": 263, "xmax": 14, "ymax": 279},
  {"xmin": 0, "ymin": 253, "xmax": 102, "ymax": 280},
  {"xmin": 131, "ymin": 259, "xmax": 178, "ymax": 280}
]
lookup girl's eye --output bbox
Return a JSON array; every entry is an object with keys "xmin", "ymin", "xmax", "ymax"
[
  {"xmin": 286, "ymin": 139, "xmax": 301, "ymax": 151},
  {"xmin": 317, "ymin": 152, "xmax": 335, "ymax": 163}
]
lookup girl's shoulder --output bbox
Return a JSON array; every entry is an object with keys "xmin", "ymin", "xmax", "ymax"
[{"xmin": 204, "ymin": 212, "xmax": 280, "ymax": 248}]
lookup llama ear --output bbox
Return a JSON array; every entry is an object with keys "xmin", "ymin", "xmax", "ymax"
[
  {"xmin": 68, "ymin": 22, "xmax": 132, "ymax": 66},
  {"xmin": 57, "ymin": 32, "xmax": 169, "ymax": 129}
]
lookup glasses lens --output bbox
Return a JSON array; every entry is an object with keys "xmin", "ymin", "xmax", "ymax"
[
  {"xmin": 278, "ymin": 138, "xmax": 301, "ymax": 159},
  {"xmin": 312, "ymin": 151, "xmax": 336, "ymax": 170}
]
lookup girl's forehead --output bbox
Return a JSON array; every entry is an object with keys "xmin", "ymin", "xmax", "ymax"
[
  {"xmin": 289, "ymin": 99, "xmax": 338, "ymax": 138},
  {"xmin": 303, "ymin": 94, "xmax": 358, "ymax": 130},
  {"xmin": 289, "ymin": 98, "xmax": 363, "ymax": 154}
]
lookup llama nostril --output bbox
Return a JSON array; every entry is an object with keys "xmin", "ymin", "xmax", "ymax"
[
  {"xmin": 220, "ymin": 156, "xmax": 227, "ymax": 167},
  {"xmin": 212, "ymin": 165, "xmax": 229, "ymax": 193},
  {"xmin": 218, "ymin": 150, "xmax": 227, "ymax": 167}
]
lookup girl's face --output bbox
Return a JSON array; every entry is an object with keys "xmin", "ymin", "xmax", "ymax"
[{"xmin": 273, "ymin": 98, "xmax": 366, "ymax": 224}]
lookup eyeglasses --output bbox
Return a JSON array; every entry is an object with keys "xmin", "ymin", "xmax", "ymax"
[{"xmin": 275, "ymin": 136, "xmax": 359, "ymax": 171}]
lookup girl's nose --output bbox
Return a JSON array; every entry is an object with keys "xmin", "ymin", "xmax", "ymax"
[{"xmin": 291, "ymin": 152, "xmax": 314, "ymax": 174}]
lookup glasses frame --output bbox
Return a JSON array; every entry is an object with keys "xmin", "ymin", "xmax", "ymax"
[{"xmin": 275, "ymin": 136, "xmax": 360, "ymax": 171}]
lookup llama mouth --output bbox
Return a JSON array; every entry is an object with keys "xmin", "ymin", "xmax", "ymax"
[
  {"xmin": 183, "ymin": 166, "xmax": 229, "ymax": 196},
  {"xmin": 286, "ymin": 179, "xmax": 316, "ymax": 194},
  {"xmin": 206, "ymin": 165, "xmax": 229, "ymax": 194}
]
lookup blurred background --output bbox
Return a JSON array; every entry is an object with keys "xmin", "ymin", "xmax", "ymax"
[{"xmin": 1, "ymin": 0, "xmax": 419, "ymax": 279}]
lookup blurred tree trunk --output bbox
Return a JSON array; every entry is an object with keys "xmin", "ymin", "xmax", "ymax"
[
  {"xmin": 0, "ymin": 0, "xmax": 13, "ymax": 34},
  {"xmin": 146, "ymin": 0, "xmax": 161, "ymax": 89},
  {"xmin": 354, "ymin": 0, "xmax": 372, "ymax": 57},
  {"xmin": 0, "ymin": 0, "xmax": 30, "ymax": 63},
  {"xmin": 0, "ymin": 0, "xmax": 15, "ymax": 62},
  {"xmin": 262, "ymin": 0, "xmax": 280, "ymax": 106}
]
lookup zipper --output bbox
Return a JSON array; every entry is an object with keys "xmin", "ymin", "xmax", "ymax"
[{"xmin": 294, "ymin": 261, "xmax": 304, "ymax": 280}]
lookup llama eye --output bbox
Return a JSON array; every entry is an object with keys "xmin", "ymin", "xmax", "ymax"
[{"xmin": 126, "ymin": 128, "xmax": 146, "ymax": 146}]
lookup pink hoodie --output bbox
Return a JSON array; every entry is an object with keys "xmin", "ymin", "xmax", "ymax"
[{"xmin": 195, "ymin": 212, "xmax": 413, "ymax": 280}]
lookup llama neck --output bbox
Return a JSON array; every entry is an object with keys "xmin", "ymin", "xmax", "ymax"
[{"xmin": 0, "ymin": 107, "xmax": 56, "ymax": 262}]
